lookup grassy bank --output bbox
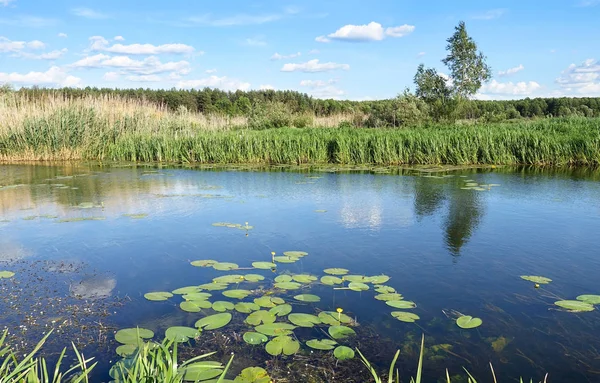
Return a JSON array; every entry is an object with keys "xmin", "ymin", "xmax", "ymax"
[{"xmin": 1, "ymin": 93, "xmax": 599, "ymax": 165}]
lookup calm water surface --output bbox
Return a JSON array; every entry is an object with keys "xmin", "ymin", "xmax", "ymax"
[{"xmin": 1, "ymin": 163, "xmax": 600, "ymax": 382}]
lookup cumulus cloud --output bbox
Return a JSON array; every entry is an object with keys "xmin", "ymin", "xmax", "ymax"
[
  {"xmin": 259, "ymin": 84, "xmax": 275, "ymax": 90},
  {"xmin": 103, "ymin": 71, "xmax": 119, "ymax": 81},
  {"xmin": 71, "ymin": 7, "xmax": 109, "ymax": 19},
  {"xmin": 498, "ymin": 64, "xmax": 524, "ymax": 77},
  {"xmin": 555, "ymin": 59, "xmax": 600, "ymax": 95},
  {"xmin": 0, "ymin": 37, "xmax": 45, "ymax": 52},
  {"xmin": 281, "ymin": 59, "xmax": 349, "ymax": 73},
  {"xmin": 177, "ymin": 75, "xmax": 251, "ymax": 91},
  {"xmin": 114, "ymin": 36, "xmax": 125, "ymax": 41},
  {"xmin": 271, "ymin": 52, "xmax": 301, "ymax": 60},
  {"xmin": 126, "ymin": 74, "xmax": 162, "ymax": 82},
  {"xmin": 299, "ymin": 79, "xmax": 344, "ymax": 99},
  {"xmin": 70, "ymin": 54, "xmax": 191, "ymax": 76},
  {"xmin": 205, "ymin": 69, "xmax": 217, "ymax": 74},
  {"xmin": 16, "ymin": 48, "xmax": 68, "ymax": 60},
  {"xmin": 480, "ymin": 79, "xmax": 541, "ymax": 95},
  {"xmin": 0, "ymin": 66, "xmax": 81, "ymax": 86},
  {"xmin": 316, "ymin": 21, "xmax": 415, "ymax": 43},
  {"xmin": 471, "ymin": 9, "xmax": 507, "ymax": 20},
  {"xmin": 244, "ymin": 37, "xmax": 267, "ymax": 47},
  {"xmin": 58, "ymin": 32, "xmax": 68, "ymax": 38},
  {"xmin": 88, "ymin": 36, "xmax": 196, "ymax": 55}
]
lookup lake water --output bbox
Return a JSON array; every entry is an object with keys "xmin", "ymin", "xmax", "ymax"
[{"xmin": 1, "ymin": 163, "xmax": 600, "ymax": 382}]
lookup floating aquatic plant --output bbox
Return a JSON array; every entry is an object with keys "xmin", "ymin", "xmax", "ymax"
[
  {"xmin": 234, "ymin": 367, "xmax": 271, "ymax": 383},
  {"xmin": 456, "ymin": 315, "xmax": 483, "ymax": 329},
  {"xmin": 254, "ymin": 323, "xmax": 296, "ymax": 336},
  {"xmin": 222, "ymin": 289, "xmax": 251, "ymax": 299},
  {"xmin": 288, "ymin": 313, "xmax": 321, "ymax": 328},
  {"xmin": 252, "ymin": 261, "xmax": 276, "ymax": 269},
  {"xmin": 213, "ymin": 262, "xmax": 239, "ymax": 271},
  {"xmin": 306, "ymin": 339, "xmax": 337, "ymax": 351},
  {"xmin": 274, "ymin": 281, "xmax": 302, "ymax": 290},
  {"xmin": 520, "ymin": 275, "xmax": 552, "ymax": 284},
  {"xmin": 323, "ymin": 268, "xmax": 349, "ymax": 276},
  {"xmin": 292, "ymin": 274, "xmax": 317, "ymax": 284},
  {"xmin": 348, "ymin": 282, "xmax": 370, "ymax": 292},
  {"xmin": 269, "ymin": 303, "xmax": 292, "ymax": 317},
  {"xmin": 328, "ymin": 325, "xmax": 356, "ymax": 340},
  {"xmin": 320, "ymin": 275, "xmax": 343, "ymax": 285},
  {"xmin": 212, "ymin": 301, "xmax": 235, "ymax": 312},
  {"xmin": 254, "ymin": 296, "xmax": 285, "ymax": 308},
  {"xmin": 386, "ymin": 300, "xmax": 416, "ymax": 309},
  {"xmin": 115, "ymin": 328, "xmax": 154, "ymax": 345},
  {"xmin": 333, "ymin": 346, "xmax": 355, "ymax": 360},
  {"xmin": 576, "ymin": 295, "xmax": 600, "ymax": 305},
  {"xmin": 0, "ymin": 270, "xmax": 15, "ymax": 279},
  {"xmin": 243, "ymin": 332, "xmax": 269, "ymax": 345},
  {"xmin": 144, "ymin": 292, "xmax": 173, "ymax": 301},
  {"xmin": 245, "ymin": 310, "xmax": 276, "ymax": 326},
  {"xmin": 265, "ymin": 335, "xmax": 300, "ymax": 356},
  {"xmin": 190, "ymin": 260, "xmax": 217, "ymax": 267},
  {"xmin": 554, "ymin": 300, "xmax": 595, "ymax": 312},
  {"xmin": 165, "ymin": 326, "xmax": 200, "ymax": 342},
  {"xmin": 293, "ymin": 294, "xmax": 321, "ymax": 303},
  {"xmin": 391, "ymin": 311, "xmax": 420, "ymax": 323},
  {"xmin": 195, "ymin": 313, "xmax": 232, "ymax": 330},
  {"xmin": 235, "ymin": 302, "xmax": 260, "ymax": 313}
]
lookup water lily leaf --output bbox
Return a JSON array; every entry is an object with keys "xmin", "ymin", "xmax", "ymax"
[
  {"xmin": 320, "ymin": 276, "xmax": 343, "ymax": 285},
  {"xmin": 306, "ymin": 339, "xmax": 337, "ymax": 350},
  {"xmin": 199, "ymin": 282, "xmax": 229, "ymax": 291},
  {"xmin": 245, "ymin": 310, "xmax": 276, "ymax": 326},
  {"xmin": 183, "ymin": 292, "xmax": 212, "ymax": 301},
  {"xmin": 292, "ymin": 274, "xmax": 318, "ymax": 284},
  {"xmin": 576, "ymin": 295, "xmax": 600, "ymax": 305},
  {"xmin": 318, "ymin": 311, "xmax": 353, "ymax": 325},
  {"xmin": 235, "ymin": 302, "xmax": 260, "ymax": 313},
  {"xmin": 243, "ymin": 332, "xmax": 269, "ymax": 345},
  {"xmin": 182, "ymin": 362, "xmax": 224, "ymax": 382},
  {"xmin": 180, "ymin": 301, "xmax": 210, "ymax": 312},
  {"xmin": 274, "ymin": 275, "xmax": 292, "ymax": 283},
  {"xmin": 343, "ymin": 275, "xmax": 368, "ymax": 283},
  {"xmin": 244, "ymin": 274, "xmax": 265, "ymax": 282},
  {"xmin": 273, "ymin": 256, "xmax": 299, "ymax": 264},
  {"xmin": 165, "ymin": 326, "xmax": 200, "ymax": 342},
  {"xmin": 233, "ymin": 366, "xmax": 271, "ymax": 383},
  {"xmin": 195, "ymin": 313, "xmax": 232, "ymax": 330},
  {"xmin": 144, "ymin": 292, "xmax": 173, "ymax": 301},
  {"xmin": 348, "ymin": 282, "xmax": 369, "ymax": 292},
  {"xmin": 367, "ymin": 275, "xmax": 390, "ymax": 284},
  {"xmin": 252, "ymin": 262, "xmax": 276, "ymax": 270},
  {"xmin": 294, "ymin": 294, "xmax": 321, "ymax": 303},
  {"xmin": 0, "ymin": 271, "xmax": 15, "ymax": 279},
  {"xmin": 172, "ymin": 286, "xmax": 201, "ymax": 295},
  {"xmin": 222, "ymin": 289, "xmax": 252, "ymax": 299},
  {"xmin": 391, "ymin": 311, "xmax": 420, "ymax": 323},
  {"xmin": 375, "ymin": 286, "xmax": 396, "ymax": 294},
  {"xmin": 190, "ymin": 260, "xmax": 218, "ymax": 267},
  {"xmin": 115, "ymin": 328, "xmax": 154, "ymax": 345},
  {"xmin": 324, "ymin": 268, "xmax": 349, "ymax": 276},
  {"xmin": 269, "ymin": 304, "xmax": 292, "ymax": 317},
  {"xmin": 288, "ymin": 313, "xmax": 321, "ymax": 328},
  {"xmin": 255, "ymin": 323, "xmax": 296, "ymax": 336},
  {"xmin": 333, "ymin": 346, "xmax": 355, "ymax": 360},
  {"xmin": 265, "ymin": 335, "xmax": 300, "ymax": 356},
  {"xmin": 115, "ymin": 344, "xmax": 137, "ymax": 357},
  {"xmin": 554, "ymin": 300, "xmax": 595, "ymax": 312},
  {"xmin": 254, "ymin": 296, "xmax": 285, "ymax": 308},
  {"xmin": 520, "ymin": 276, "xmax": 552, "ymax": 284},
  {"xmin": 314, "ymin": 209, "xmax": 327, "ymax": 213},
  {"xmin": 328, "ymin": 325, "xmax": 356, "ymax": 340},
  {"xmin": 213, "ymin": 262, "xmax": 239, "ymax": 271},
  {"xmin": 375, "ymin": 293, "xmax": 404, "ymax": 301},
  {"xmin": 283, "ymin": 251, "xmax": 308, "ymax": 258},
  {"xmin": 212, "ymin": 301, "xmax": 235, "ymax": 312},
  {"xmin": 456, "ymin": 316, "xmax": 483, "ymax": 329},
  {"xmin": 213, "ymin": 275, "xmax": 245, "ymax": 284},
  {"xmin": 274, "ymin": 281, "xmax": 302, "ymax": 290},
  {"xmin": 386, "ymin": 300, "xmax": 416, "ymax": 309}
]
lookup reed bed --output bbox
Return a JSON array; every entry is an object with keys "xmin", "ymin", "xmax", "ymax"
[{"xmin": 1, "ymin": 93, "xmax": 599, "ymax": 165}]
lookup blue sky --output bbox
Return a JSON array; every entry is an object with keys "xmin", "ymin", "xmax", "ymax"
[{"xmin": 1, "ymin": 0, "xmax": 599, "ymax": 100}]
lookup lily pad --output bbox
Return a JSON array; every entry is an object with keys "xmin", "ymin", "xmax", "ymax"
[
  {"xmin": 343, "ymin": 275, "xmax": 368, "ymax": 283},
  {"xmin": 115, "ymin": 328, "xmax": 154, "ymax": 345},
  {"xmin": 554, "ymin": 300, "xmax": 595, "ymax": 312},
  {"xmin": 375, "ymin": 285, "xmax": 396, "ymax": 294},
  {"xmin": 283, "ymin": 251, "xmax": 308, "ymax": 258},
  {"xmin": 288, "ymin": 313, "xmax": 321, "ymax": 328},
  {"xmin": 244, "ymin": 274, "xmax": 265, "ymax": 282},
  {"xmin": 367, "ymin": 275, "xmax": 390, "ymax": 284},
  {"xmin": 115, "ymin": 344, "xmax": 137, "ymax": 357},
  {"xmin": 199, "ymin": 282, "xmax": 229, "ymax": 291},
  {"xmin": 195, "ymin": 313, "xmax": 232, "ymax": 330},
  {"xmin": 182, "ymin": 362, "xmax": 224, "ymax": 382},
  {"xmin": 243, "ymin": 332, "xmax": 269, "ymax": 345},
  {"xmin": 165, "ymin": 326, "xmax": 200, "ymax": 342},
  {"xmin": 254, "ymin": 323, "xmax": 296, "ymax": 336},
  {"xmin": 245, "ymin": 310, "xmax": 276, "ymax": 326},
  {"xmin": 306, "ymin": 339, "xmax": 337, "ymax": 350},
  {"xmin": 294, "ymin": 294, "xmax": 321, "ymax": 303},
  {"xmin": 213, "ymin": 275, "xmax": 245, "ymax": 284},
  {"xmin": 386, "ymin": 300, "xmax": 416, "ymax": 309},
  {"xmin": 328, "ymin": 325, "xmax": 356, "ymax": 340},
  {"xmin": 273, "ymin": 256, "xmax": 299, "ymax": 264},
  {"xmin": 252, "ymin": 262, "xmax": 276, "ymax": 270},
  {"xmin": 391, "ymin": 311, "xmax": 420, "ymax": 323},
  {"xmin": 274, "ymin": 275, "xmax": 292, "ymax": 283},
  {"xmin": 180, "ymin": 301, "xmax": 211, "ymax": 312},
  {"xmin": 456, "ymin": 316, "xmax": 483, "ymax": 329},
  {"xmin": 324, "ymin": 268, "xmax": 349, "ymax": 276},
  {"xmin": 269, "ymin": 304, "xmax": 292, "ymax": 317},
  {"xmin": 172, "ymin": 286, "xmax": 201, "ymax": 295},
  {"xmin": 213, "ymin": 262, "xmax": 239, "ymax": 271},
  {"xmin": 144, "ymin": 292, "xmax": 173, "ymax": 301},
  {"xmin": 235, "ymin": 302, "xmax": 260, "ymax": 313},
  {"xmin": 222, "ymin": 289, "xmax": 252, "ymax": 299},
  {"xmin": 348, "ymin": 282, "xmax": 369, "ymax": 292},
  {"xmin": 314, "ymin": 209, "xmax": 327, "ymax": 213},
  {"xmin": 0, "ymin": 271, "xmax": 15, "ymax": 279},
  {"xmin": 212, "ymin": 301, "xmax": 235, "ymax": 312},
  {"xmin": 333, "ymin": 346, "xmax": 355, "ymax": 360},
  {"xmin": 265, "ymin": 335, "xmax": 300, "ymax": 356},
  {"xmin": 375, "ymin": 293, "xmax": 404, "ymax": 301},
  {"xmin": 320, "ymin": 276, "xmax": 343, "ymax": 285},
  {"xmin": 183, "ymin": 292, "xmax": 212, "ymax": 301},
  {"xmin": 233, "ymin": 367, "xmax": 271, "ymax": 383},
  {"xmin": 576, "ymin": 295, "xmax": 600, "ymax": 305},
  {"xmin": 191, "ymin": 260, "xmax": 217, "ymax": 267},
  {"xmin": 292, "ymin": 274, "xmax": 318, "ymax": 284},
  {"xmin": 254, "ymin": 296, "xmax": 285, "ymax": 308},
  {"xmin": 318, "ymin": 311, "xmax": 353, "ymax": 325},
  {"xmin": 274, "ymin": 281, "xmax": 302, "ymax": 290},
  {"xmin": 520, "ymin": 276, "xmax": 552, "ymax": 284}
]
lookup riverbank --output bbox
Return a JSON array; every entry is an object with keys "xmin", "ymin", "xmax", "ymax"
[{"xmin": 1, "ymin": 94, "xmax": 599, "ymax": 165}]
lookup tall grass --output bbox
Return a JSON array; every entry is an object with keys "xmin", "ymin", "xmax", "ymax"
[{"xmin": 1, "ymin": 93, "xmax": 599, "ymax": 165}]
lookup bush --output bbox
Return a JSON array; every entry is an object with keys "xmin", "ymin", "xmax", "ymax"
[
  {"xmin": 292, "ymin": 114, "xmax": 313, "ymax": 128},
  {"xmin": 248, "ymin": 102, "xmax": 293, "ymax": 130}
]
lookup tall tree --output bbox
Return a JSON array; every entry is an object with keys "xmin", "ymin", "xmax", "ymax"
[
  {"xmin": 442, "ymin": 21, "xmax": 492, "ymax": 98},
  {"xmin": 413, "ymin": 64, "xmax": 452, "ymax": 103}
]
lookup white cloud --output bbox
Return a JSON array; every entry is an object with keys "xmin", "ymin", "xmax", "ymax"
[
  {"xmin": 0, "ymin": 66, "xmax": 81, "ymax": 87},
  {"xmin": 70, "ymin": 54, "xmax": 191, "ymax": 76},
  {"xmin": 103, "ymin": 71, "xmax": 119, "ymax": 81},
  {"xmin": 126, "ymin": 74, "xmax": 162, "ymax": 82},
  {"xmin": 259, "ymin": 84, "xmax": 275, "ymax": 90},
  {"xmin": 317, "ymin": 22, "xmax": 414, "ymax": 43},
  {"xmin": 299, "ymin": 79, "xmax": 344, "ymax": 99},
  {"xmin": 472, "ymin": 9, "xmax": 507, "ymax": 20},
  {"xmin": 480, "ymin": 79, "xmax": 541, "ymax": 95},
  {"xmin": 0, "ymin": 37, "xmax": 44, "ymax": 52},
  {"xmin": 270, "ymin": 52, "xmax": 301, "ymax": 60},
  {"xmin": 26, "ymin": 40, "xmax": 45, "ymax": 50},
  {"xmin": 114, "ymin": 36, "xmax": 125, "ymax": 41},
  {"xmin": 15, "ymin": 48, "xmax": 68, "ymax": 60},
  {"xmin": 205, "ymin": 69, "xmax": 217, "ymax": 74},
  {"xmin": 71, "ymin": 7, "xmax": 109, "ymax": 19},
  {"xmin": 58, "ymin": 32, "xmax": 68, "ymax": 38},
  {"xmin": 281, "ymin": 59, "xmax": 349, "ymax": 73},
  {"xmin": 88, "ymin": 36, "xmax": 196, "ymax": 55},
  {"xmin": 177, "ymin": 75, "xmax": 251, "ymax": 91},
  {"xmin": 555, "ymin": 59, "xmax": 600, "ymax": 95},
  {"xmin": 244, "ymin": 37, "xmax": 267, "ymax": 47},
  {"xmin": 417, "ymin": 52, "xmax": 426, "ymax": 58},
  {"xmin": 498, "ymin": 64, "xmax": 524, "ymax": 77},
  {"xmin": 308, "ymin": 49, "xmax": 320, "ymax": 54},
  {"xmin": 0, "ymin": 16, "xmax": 58, "ymax": 27}
]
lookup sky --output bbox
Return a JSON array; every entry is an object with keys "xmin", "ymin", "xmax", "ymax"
[{"xmin": 0, "ymin": 0, "xmax": 599, "ymax": 100}]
